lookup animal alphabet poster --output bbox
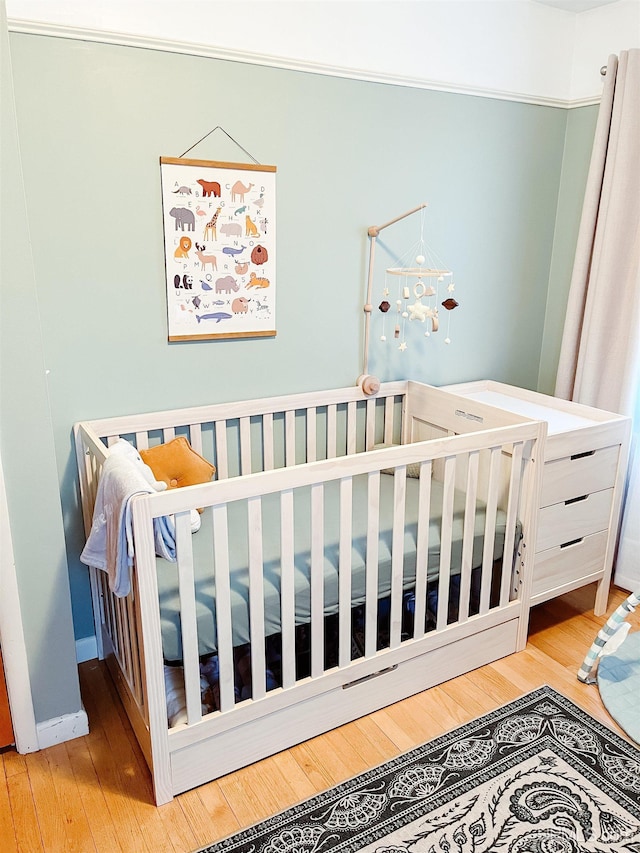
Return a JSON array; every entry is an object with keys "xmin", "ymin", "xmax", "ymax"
[{"xmin": 160, "ymin": 157, "xmax": 276, "ymax": 341}]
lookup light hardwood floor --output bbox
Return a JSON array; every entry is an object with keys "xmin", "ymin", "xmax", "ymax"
[{"xmin": 2, "ymin": 584, "xmax": 638, "ymax": 853}]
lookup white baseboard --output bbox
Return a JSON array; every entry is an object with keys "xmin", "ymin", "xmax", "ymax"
[
  {"xmin": 76, "ymin": 635, "xmax": 98, "ymax": 663},
  {"xmin": 37, "ymin": 708, "xmax": 89, "ymax": 750}
]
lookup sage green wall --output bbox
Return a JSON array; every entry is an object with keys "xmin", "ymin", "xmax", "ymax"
[
  {"xmin": 7, "ymin": 33, "xmax": 579, "ymax": 649},
  {"xmin": 538, "ymin": 105, "xmax": 599, "ymax": 394},
  {"xmin": 1, "ymin": 6, "xmax": 82, "ymax": 723}
]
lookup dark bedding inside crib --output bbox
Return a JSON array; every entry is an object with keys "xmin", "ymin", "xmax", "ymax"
[{"xmin": 156, "ymin": 472, "xmax": 515, "ymax": 664}]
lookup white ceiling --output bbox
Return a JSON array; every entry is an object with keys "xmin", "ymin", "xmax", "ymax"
[{"xmin": 533, "ymin": 0, "xmax": 622, "ymax": 11}]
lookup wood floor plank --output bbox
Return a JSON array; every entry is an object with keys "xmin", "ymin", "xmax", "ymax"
[
  {"xmin": 410, "ymin": 682, "xmax": 483, "ymax": 734},
  {"xmin": 190, "ymin": 782, "xmax": 240, "ymax": 846},
  {"xmin": 82, "ymin": 727, "xmax": 152, "ymax": 853},
  {"xmin": 186, "ymin": 781, "xmax": 241, "ymax": 848},
  {"xmin": 158, "ymin": 803, "xmax": 199, "ymax": 853},
  {"xmin": 2, "ymin": 748, "xmax": 26, "ymax": 778},
  {"xmin": 268, "ymin": 749, "xmax": 318, "ymax": 804},
  {"xmin": 24, "ymin": 749, "xmax": 79, "ymax": 853},
  {"xmin": 244, "ymin": 755, "xmax": 305, "ymax": 817},
  {"xmin": 44, "ymin": 743, "xmax": 99, "ymax": 853},
  {"xmin": 63, "ymin": 735, "xmax": 123, "ymax": 853},
  {"xmin": 5, "ymin": 759, "xmax": 45, "ymax": 853},
  {"xmin": 350, "ymin": 715, "xmax": 400, "ymax": 767},
  {"xmin": 289, "ymin": 730, "xmax": 356, "ymax": 790},
  {"xmin": 288, "ymin": 740, "xmax": 341, "ymax": 793},
  {"xmin": 367, "ymin": 704, "xmax": 420, "ymax": 753},
  {"xmin": 470, "ymin": 661, "xmax": 530, "ymax": 706},
  {"xmin": 438, "ymin": 670, "xmax": 508, "ymax": 721},
  {"xmin": 0, "ymin": 755, "xmax": 19, "ymax": 853},
  {"xmin": 216, "ymin": 764, "xmax": 274, "ymax": 828},
  {"xmin": 314, "ymin": 725, "xmax": 374, "ymax": 779},
  {"xmin": 378, "ymin": 688, "xmax": 452, "ymax": 747},
  {"xmin": 155, "ymin": 790, "xmax": 202, "ymax": 852}
]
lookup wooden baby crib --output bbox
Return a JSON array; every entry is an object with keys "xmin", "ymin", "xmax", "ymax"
[{"xmin": 74, "ymin": 381, "xmax": 545, "ymax": 804}]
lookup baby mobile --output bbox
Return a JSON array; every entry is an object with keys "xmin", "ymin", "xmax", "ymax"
[{"xmin": 358, "ymin": 202, "xmax": 460, "ymax": 395}]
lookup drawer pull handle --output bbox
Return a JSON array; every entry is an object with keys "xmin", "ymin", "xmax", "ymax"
[
  {"xmin": 561, "ymin": 538, "xmax": 584, "ymax": 549},
  {"xmin": 343, "ymin": 664, "xmax": 398, "ymax": 689},
  {"xmin": 565, "ymin": 494, "xmax": 588, "ymax": 505},
  {"xmin": 571, "ymin": 450, "xmax": 595, "ymax": 460}
]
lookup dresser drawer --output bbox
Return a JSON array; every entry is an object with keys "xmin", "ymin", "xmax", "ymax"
[
  {"xmin": 536, "ymin": 488, "xmax": 613, "ymax": 552},
  {"xmin": 540, "ymin": 445, "xmax": 619, "ymax": 507},
  {"xmin": 531, "ymin": 530, "xmax": 608, "ymax": 601}
]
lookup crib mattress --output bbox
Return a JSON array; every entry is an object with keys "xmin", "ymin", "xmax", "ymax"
[{"xmin": 156, "ymin": 473, "xmax": 511, "ymax": 661}]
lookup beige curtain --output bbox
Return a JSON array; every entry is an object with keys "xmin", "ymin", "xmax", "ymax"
[{"xmin": 555, "ymin": 49, "xmax": 640, "ymax": 591}]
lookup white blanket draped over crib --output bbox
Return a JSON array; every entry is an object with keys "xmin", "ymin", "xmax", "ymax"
[{"xmin": 80, "ymin": 452, "xmax": 176, "ymax": 596}]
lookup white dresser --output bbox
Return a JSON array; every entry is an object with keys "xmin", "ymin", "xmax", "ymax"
[{"xmin": 443, "ymin": 380, "xmax": 631, "ymax": 615}]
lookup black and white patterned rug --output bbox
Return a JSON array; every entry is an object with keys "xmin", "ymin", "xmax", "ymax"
[{"xmin": 195, "ymin": 686, "xmax": 640, "ymax": 853}]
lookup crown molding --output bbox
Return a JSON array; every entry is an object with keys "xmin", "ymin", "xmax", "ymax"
[{"xmin": 7, "ymin": 18, "xmax": 601, "ymax": 110}]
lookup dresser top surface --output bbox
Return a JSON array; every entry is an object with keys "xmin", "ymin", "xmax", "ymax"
[
  {"xmin": 443, "ymin": 379, "xmax": 629, "ymax": 438},
  {"xmin": 455, "ymin": 389, "xmax": 598, "ymax": 435}
]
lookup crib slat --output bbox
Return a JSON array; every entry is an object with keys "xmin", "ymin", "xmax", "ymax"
[
  {"xmin": 163, "ymin": 427, "xmax": 176, "ymax": 443},
  {"xmin": 114, "ymin": 584, "xmax": 128, "ymax": 664},
  {"xmin": 327, "ymin": 404, "xmax": 337, "ymax": 460},
  {"xmin": 88, "ymin": 568, "xmax": 105, "ymax": 661},
  {"xmin": 175, "ymin": 511, "xmax": 202, "ymax": 725},
  {"xmin": 189, "ymin": 422, "xmax": 203, "ymax": 455},
  {"xmin": 212, "ymin": 506, "xmax": 235, "ymax": 712},
  {"xmin": 365, "ymin": 471, "xmax": 380, "ymax": 658},
  {"xmin": 365, "ymin": 399, "xmax": 376, "ymax": 450},
  {"xmin": 247, "ymin": 497, "xmax": 266, "ymax": 700},
  {"xmin": 346, "ymin": 401, "xmax": 357, "ymax": 455},
  {"xmin": 136, "ymin": 431, "xmax": 149, "ymax": 451},
  {"xmin": 263, "ymin": 413, "xmax": 275, "ymax": 471},
  {"xmin": 390, "ymin": 467, "xmax": 407, "ymax": 648},
  {"xmin": 117, "ymin": 595, "xmax": 134, "ymax": 697},
  {"xmin": 384, "ymin": 396, "xmax": 395, "ymax": 446},
  {"xmin": 458, "ymin": 451, "xmax": 480, "ymax": 623},
  {"xmin": 215, "ymin": 421, "xmax": 229, "ymax": 480},
  {"xmin": 479, "ymin": 447, "xmax": 501, "ymax": 614},
  {"xmin": 128, "ymin": 584, "xmax": 144, "ymax": 707},
  {"xmin": 310, "ymin": 483, "xmax": 324, "ymax": 678},
  {"xmin": 413, "ymin": 461, "xmax": 432, "ymax": 639},
  {"xmin": 280, "ymin": 490, "xmax": 296, "ymax": 690},
  {"xmin": 101, "ymin": 573, "xmax": 116, "ymax": 656},
  {"xmin": 240, "ymin": 416, "xmax": 252, "ymax": 475},
  {"xmin": 436, "ymin": 456, "xmax": 456, "ymax": 630},
  {"xmin": 338, "ymin": 477, "xmax": 353, "ymax": 668},
  {"xmin": 306, "ymin": 407, "xmax": 317, "ymax": 463},
  {"xmin": 500, "ymin": 441, "xmax": 524, "ymax": 606},
  {"xmin": 113, "ymin": 593, "xmax": 124, "ymax": 663},
  {"xmin": 285, "ymin": 410, "xmax": 296, "ymax": 467}
]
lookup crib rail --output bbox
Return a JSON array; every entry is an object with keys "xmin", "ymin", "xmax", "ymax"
[{"xmin": 84, "ymin": 382, "xmax": 408, "ymax": 478}]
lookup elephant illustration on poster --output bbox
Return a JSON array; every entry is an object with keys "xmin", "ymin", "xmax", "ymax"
[{"xmin": 169, "ymin": 207, "xmax": 196, "ymax": 232}]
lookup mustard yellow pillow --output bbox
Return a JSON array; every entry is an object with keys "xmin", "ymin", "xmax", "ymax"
[{"xmin": 140, "ymin": 437, "xmax": 215, "ymax": 490}]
